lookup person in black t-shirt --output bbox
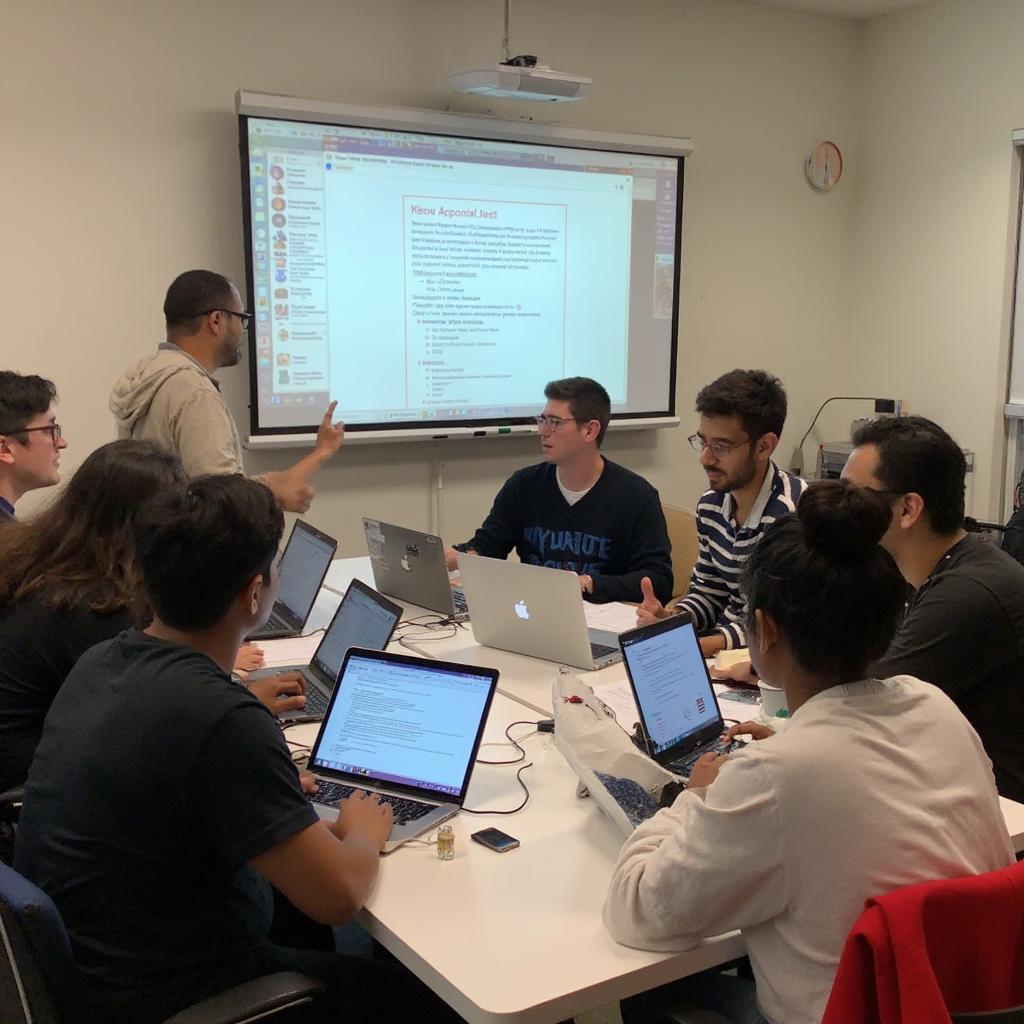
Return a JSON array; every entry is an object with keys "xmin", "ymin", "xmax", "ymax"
[
  {"xmin": 15, "ymin": 474, "xmax": 460, "ymax": 1024},
  {"xmin": 446, "ymin": 376, "xmax": 673, "ymax": 604},
  {"xmin": 842, "ymin": 416, "xmax": 1024, "ymax": 803}
]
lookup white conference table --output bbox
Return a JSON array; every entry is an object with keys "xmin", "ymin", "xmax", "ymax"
[
  {"xmin": 276, "ymin": 555, "xmax": 1024, "ymax": 1024},
  {"xmin": 304, "ymin": 556, "xmax": 617, "ymax": 715}
]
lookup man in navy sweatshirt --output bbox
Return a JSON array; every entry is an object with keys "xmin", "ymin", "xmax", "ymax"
[{"xmin": 446, "ymin": 377, "xmax": 673, "ymax": 604}]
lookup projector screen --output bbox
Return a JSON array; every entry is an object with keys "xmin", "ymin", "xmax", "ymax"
[{"xmin": 237, "ymin": 92, "xmax": 690, "ymax": 444}]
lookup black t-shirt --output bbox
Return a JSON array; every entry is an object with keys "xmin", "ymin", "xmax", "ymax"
[
  {"xmin": 872, "ymin": 533, "xmax": 1024, "ymax": 802},
  {"xmin": 455, "ymin": 459, "xmax": 674, "ymax": 604},
  {"xmin": 15, "ymin": 630, "xmax": 319, "ymax": 1024},
  {"xmin": 0, "ymin": 595, "xmax": 134, "ymax": 791}
]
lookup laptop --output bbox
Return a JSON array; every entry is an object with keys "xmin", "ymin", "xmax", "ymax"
[
  {"xmin": 305, "ymin": 647, "xmax": 499, "ymax": 852},
  {"xmin": 248, "ymin": 520, "xmax": 337, "ymax": 641},
  {"xmin": 457, "ymin": 556, "xmax": 622, "ymax": 671},
  {"xmin": 618, "ymin": 614, "xmax": 737, "ymax": 778},
  {"xmin": 363, "ymin": 518, "xmax": 468, "ymax": 620},
  {"xmin": 250, "ymin": 579, "xmax": 402, "ymax": 722}
]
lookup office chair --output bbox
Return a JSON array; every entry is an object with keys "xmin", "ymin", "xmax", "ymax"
[
  {"xmin": 822, "ymin": 858, "xmax": 1024, "ymax": 1024},
  {"xmin": 661, "ymin": 503, "xmax": 699, "ymax": 601},
  {"xmin": 0, "ymin": 861, "xmax": 324, "ymax": 1024},
  {"xmin": 0, "ymin": 785, "xmax": 22, "ymax": 865}
]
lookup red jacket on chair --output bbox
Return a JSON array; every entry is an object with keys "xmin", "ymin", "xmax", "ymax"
[{"xmin": 821, "ymin": 860, "xmax": 1024, "ymax": 1024}]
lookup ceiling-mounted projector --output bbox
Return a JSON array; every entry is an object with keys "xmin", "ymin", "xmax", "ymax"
[
  {"xmin": 448, "ymin": 1, "xmax": 591, "ymax": 103},
  {"xmin": 449, "ymin": 59, "xmax": 591, "ymax": 103}
]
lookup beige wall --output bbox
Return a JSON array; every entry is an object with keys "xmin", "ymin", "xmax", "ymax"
[
  {"xmin": 851, "ymin": 0, "xmax": 1024, "ymax": 518},
  {"xmin": 7, "ymin": 0, "xmax": 864, "ymax": 547}
]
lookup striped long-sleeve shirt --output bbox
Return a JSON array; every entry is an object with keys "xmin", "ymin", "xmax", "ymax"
[{"xmin": 675, "ymin": 462, "xmax": 805, "ymax": 649}]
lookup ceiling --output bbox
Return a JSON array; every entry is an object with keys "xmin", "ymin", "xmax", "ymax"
[{"xmin": 751, "ymin": 0, "xmax": 930, "ymax": 18}]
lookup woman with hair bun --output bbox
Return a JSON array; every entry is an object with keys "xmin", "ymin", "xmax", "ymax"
[{"xmin": 604, "ymin": 480, "xmax": 1014, "ymax": 1024}]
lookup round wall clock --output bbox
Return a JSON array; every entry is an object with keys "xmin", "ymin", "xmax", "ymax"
[{"xmin": 805, "ymin": 141, "xmax": 843, "ymax": 192}]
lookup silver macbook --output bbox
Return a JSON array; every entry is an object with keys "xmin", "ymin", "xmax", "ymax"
[
  {"xmin": 306, "ymin": 647, "xmax": 498, "ymax": 852},
  {"xmin": 248, "ymin": 520, "xmax": 337, "ymax": 641},
  {"xmin": 363, "ymin": 518, "xmax": 468, "ymax": 620},
  {"xmin": 458, "ymin": 556, "xmax": 622, "ymax": 671},
  {"xmin": 619, "ymin": 614, "xmax": 736, "ymax": 778},
  {"xmin": 251, "ymin": 579, "xmax": 402, "ymax": 723}
]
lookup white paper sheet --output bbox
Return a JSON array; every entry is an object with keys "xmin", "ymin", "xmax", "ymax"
[
  {"xmin": 584, "ymin": 601, "xmax": 641, "ymax": 634},
  {"xmin": 253, "ymin": 633, "xmax": 322, "ymax": 669},
  {"xmin": 592, "ymin": 679, "xmax": 641, "ymax": 730}
]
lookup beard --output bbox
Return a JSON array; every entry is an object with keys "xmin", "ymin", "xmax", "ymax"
[
  {"xmin": 706, "ymin": 453, "xmax": 759, "ymax": 494},
  {"xmin": 219, "ymin": 338, "xmax": 243, "ymax": 367}
]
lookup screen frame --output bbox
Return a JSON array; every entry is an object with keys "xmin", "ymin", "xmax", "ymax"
[{"xmin": 237, "ymin": 91, "xmax": 690, "ymax": 445}]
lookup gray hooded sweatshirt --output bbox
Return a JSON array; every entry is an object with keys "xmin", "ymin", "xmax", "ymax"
[{"xmin": 109, "ymin": 343, "xmax": 244, "ymax": 479}]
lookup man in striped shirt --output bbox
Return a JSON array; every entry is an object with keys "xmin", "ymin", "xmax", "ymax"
[{"xmin": 637, "ymin": 369, "xmax": 805, "ymax": 656}]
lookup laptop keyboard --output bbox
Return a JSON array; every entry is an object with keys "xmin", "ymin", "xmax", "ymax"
[
  {"xmin": 590, "ymin": 641, "xmax": 618, "ymax": 659},
  {"xmin": 452, "ymin": 587, "xmax": 468, "ymax": 614},
  {"xmin": 309, "ymin": 780, "xmax": 436, "ymax": 825},
  {"xmin": 303, "ymin": 687, "xmax": 330, "ymax": 718},
  {"xmin": 665, "ymin": 737, "xmax": 740, "ymax": 778}
]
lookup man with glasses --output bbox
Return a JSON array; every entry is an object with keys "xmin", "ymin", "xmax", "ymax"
[
  {"xmin": 636, "ymin": 369, "xmax": 805, "ymax": 655},
  {"xmin": 446, "ymin": 377, "xmax": 673, "ymax": 603},
  {"xmin": 110, "ymin": 269, "xmax": 343, "ymax": 513},
  {"xmin": 0, "ymin": 371, "xmax": 68, "ymax": 523},
  {"xmin": 842, "ymin": 415, "xmax": 1024, "ymax": 802}
]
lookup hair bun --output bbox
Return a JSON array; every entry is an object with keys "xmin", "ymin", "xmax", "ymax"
[{"xmin": 797, "ymin": 479, "xmax": 892, "ymax": 559}]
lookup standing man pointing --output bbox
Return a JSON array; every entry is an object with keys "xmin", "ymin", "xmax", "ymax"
[{"xmin": 111, "ymin": 269, "xmax": 343, "ymax": 513}]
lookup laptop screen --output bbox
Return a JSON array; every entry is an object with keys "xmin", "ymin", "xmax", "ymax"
[
  {"xmin": 311, "ymin": 652, "xmax": 494, "ymax": 799},
  {"xmin": 311, "ymin": 582, "xmax": 401, "ymax": 682},
  {"xmin": 275, "ymin": 523, "xmax": 335, "ymax": 622},
  {"xmin": 620, "ymin": 617, "xmax": 721, "ymax": 756}
]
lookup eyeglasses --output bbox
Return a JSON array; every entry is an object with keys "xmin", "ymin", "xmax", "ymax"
[
  {"xmin": 688, "ymin": 433, "xmax": 751, "ymax": 458},
  {"xmin": 197, "ymin": 308, "xmax": 253, "ymax": 329},
  {"xmin": 1, "ymin": 423, "xmax": 62, "ymax": 446},
  {"xmin": 535, "ymin": 414, "xmax": 582, "ymax": 432}
]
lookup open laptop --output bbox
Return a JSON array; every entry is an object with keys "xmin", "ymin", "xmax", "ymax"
[
  {"xmin": 363, "ymin": 518, "xmax": 468, "ymax": 620},
  {"xmin": 248, "ymin": 520, "xmax": 337, "ymax": 641},
  {"xmin": 305, "ymin": 647, "xmax": 498, "ymax": 852},
  {"xmin": 618, "ymin": 614, "xmax": 737, "ymax": 778},
  {"xmin": 458, "ymin": 556, "xmax": 622, "ymax": 671},
  {"xmin": 251, "ymin": 579, "xmax": 402, "ymax": 722}
]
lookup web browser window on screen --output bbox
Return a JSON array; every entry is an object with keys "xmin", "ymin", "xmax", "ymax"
[{"xmin": 242, "ymin": 114, "xmax": 682, "ymax": 434}]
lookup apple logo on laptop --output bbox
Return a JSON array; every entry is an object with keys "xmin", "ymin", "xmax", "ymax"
[{"xmin": 514, "ymin": 600, "xmax": 530, "ymax": 620}]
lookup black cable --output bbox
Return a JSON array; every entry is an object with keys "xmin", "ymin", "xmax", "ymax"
[
  {"xmin": 461, "ymin": 762, "xmax": 533, "ymax": 815},
  {"xmin": 476, "ymin": 721, "xmax": 538, "ymax": 765},
  {"xmin": 796, "ymin": 395, "xmax": 881, "ymax": 457}
]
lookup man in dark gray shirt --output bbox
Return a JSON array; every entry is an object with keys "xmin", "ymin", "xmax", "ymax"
[{"xmin": 842, "ymin": 415, "xmax": 1024, "ymax": 803}]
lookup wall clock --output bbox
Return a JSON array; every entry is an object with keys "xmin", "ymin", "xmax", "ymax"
[{"xmin": 805, "ymin": 141, "xmax": 842, "ymax": 192}]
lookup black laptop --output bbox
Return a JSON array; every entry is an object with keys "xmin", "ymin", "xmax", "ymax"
[
  {"xmin": 251, "ymin": 579, "xmax": 403, "ymax": 722},
  {"xmin": 305, "ymin": 647, "xmax": 498, "ymax": 852},
  {"xmin": 248, "ymin": 520, "xmax": 337, "ymax": 641},
  {"xmin": 619, "ymin": 614, "xmax": 736, "ymax": 778}
]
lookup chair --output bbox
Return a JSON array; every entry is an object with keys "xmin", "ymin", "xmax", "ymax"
[
  {"xmin": 0, "ymin": 785, "xmax": 22, "ymax": 865},
  {"xmin": 662, "ymin": 504, "xmax": 699, "ymax": 601},
  {"xmin": 822, "ymin": 859, "xmax": 1024, "ymax": 1024},
  {"xmin": 0, "ymin": 860, "xmax": 324, "ymax": 1024}
]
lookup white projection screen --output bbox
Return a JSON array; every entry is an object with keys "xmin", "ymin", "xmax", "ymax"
[{"xmin": 237, "ymin": 91, "xmax": 690, "ymax": 446}]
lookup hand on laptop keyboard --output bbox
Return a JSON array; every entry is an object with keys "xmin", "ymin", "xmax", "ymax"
[
  {"xmin": 246, "ymin": 671, "xmax": 307, "ymax": 717},
  {"xmin": 686, "ymin": 739, "xmax": 740, "ymax": 789},
  {"xmin": 331, "ymin": 788, "xmax": 394, "ymax": 849},
  {"xmin": 312, "ymin": 781, "xmax": 433, "ymax": 829}
]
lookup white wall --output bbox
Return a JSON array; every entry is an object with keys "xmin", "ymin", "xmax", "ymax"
[
  {"xmin": 851, "ymin": 0, "xmax": 1024, "ymax": 517},
  {"xmin": 3, "ymin": 0, "xmax": 862, "ymax": 547}
]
